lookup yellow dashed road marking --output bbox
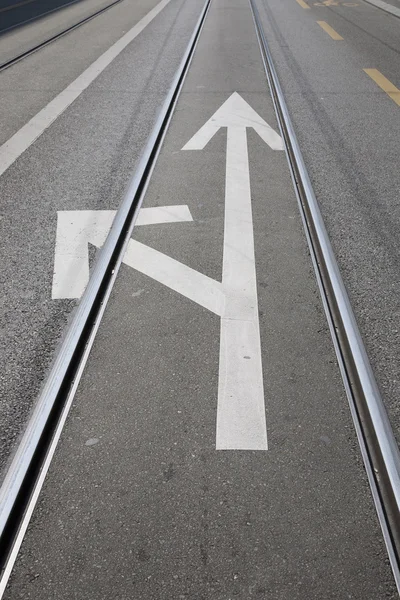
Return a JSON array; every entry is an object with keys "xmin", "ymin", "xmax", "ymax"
[
  {"xmin": 295, "ymin": 0, "xmax": 311, "ymax": 9},
  {"xmin": 364, "ymin": 69, "xmax": 400, "ymax": 107},
  {"xmin": 317, "ymin": 21, "xmax": 344, "ymax": 39},
  {"xmin": 314, "ymin": 1, "xmax": 358, "ymax": 5}
]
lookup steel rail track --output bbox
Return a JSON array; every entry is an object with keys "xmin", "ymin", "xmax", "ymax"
[
  {"xmin": 0, "ymin": 0, "xmax": 212, "ymax": 592},
  {"xmin": 0, "ymin": 0, "xmax": 125, "ymax": 72},
  {"xmin": 249, "ymin": 0, "xmax": 400, "ymax": 591}
]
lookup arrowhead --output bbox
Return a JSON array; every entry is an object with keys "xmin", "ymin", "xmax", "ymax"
[
  {"xmin": 182, "ymin": 92, "xmax": 284, "ymax": 151},
  {"xmin": 52, "ymin": 210, "xmax": 116, "ymax": 300},
  {"xmin": 52, "ymin": 206, "xmax": 193, "ymax": 300}
]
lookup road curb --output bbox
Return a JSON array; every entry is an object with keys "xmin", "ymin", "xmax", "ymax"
[{"xmin": 362, "ymin": 0, "xmax": 400, "ymax": 19}]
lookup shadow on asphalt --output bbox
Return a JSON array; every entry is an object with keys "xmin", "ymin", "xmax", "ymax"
[{"xmin": 0, "ymin": 0, "xmax": 90, "ymax": 35}]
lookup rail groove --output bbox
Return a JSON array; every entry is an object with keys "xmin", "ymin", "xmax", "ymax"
[
  {"xmin": 0, "ymin": 0, "xmax": 212, "ymax": 593},
  {"xmin": 249, "ymin": 0, "xmax": 400, "ymax": 591}
]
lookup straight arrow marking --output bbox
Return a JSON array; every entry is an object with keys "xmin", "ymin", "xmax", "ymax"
[
  {"xmin": 182, "ymin": 92, "xmax": 284, "ymax": 151},
  {"xmin": 183, "ymin": 93, "xmax": 284, "ymax": 450}
]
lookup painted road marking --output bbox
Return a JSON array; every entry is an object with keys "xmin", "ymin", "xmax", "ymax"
[
  {"xmin": 314, "ymin": 1, "xmax": 358, "ymax": 4},
  {"xmin": 317, "ymin": 21, "xmax": 343, "ymax": 39},
  {"xmin": 295, "ymin": 0, "xmax": 310, "ymax": 9},
  {"xmin": 135, "ymin": 204, "xmax": 193, "ymax": 226},
  {"xmin": 124, "ymin": 240, "xmax": 225, "ymax": 316},
  {"xmin": 52, "ymin": 94, "xmax": 284, "ymax": 450},
  {"xmin": 0, "ymin": 0, "xmax": 173, "ymax": 179},
  {"xmin": 363, "ymin": 0, "xmax": 400, "ymax": 17},
  {"xmin": 52, "ymin": 205, "xmax": 193, "ymax": 299},
  {"xmin": 364, "ymin": 69, "xmax": 400, "ymax": 108},
  {"xmin": 183, "ymin": 93, "xmax": 283, "ymax": 450}
]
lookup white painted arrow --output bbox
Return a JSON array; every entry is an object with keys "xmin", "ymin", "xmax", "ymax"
[
  {"xmin": 52, "ymin": 205, "xmax": 193, "ymax": 299},
  {"xmin": 183, "ymin": 92, "xmax": 283, "ymax": 151},
  {"xmin": 183, "ymin": 93, "xmax": 284, "ymax": 450},
  {"xmin": 51, "ymin": 93, "xmax": 283, "ymax": 451}
]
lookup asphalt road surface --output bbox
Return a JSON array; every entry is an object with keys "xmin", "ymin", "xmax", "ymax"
[
  {"xmin": 257, "ymin": 0, "xmax": 400, "ymax": 444},
  {"xmin": 0, "ymin": 0, "xmax": 400, "ymax": 596},
  {"xmin": 0, "ymin": 0, "xmax": 205, "ymax": 474},
  {"xmin": 1, "ymin": 0, "xmax": 400, "ymax": 596}
]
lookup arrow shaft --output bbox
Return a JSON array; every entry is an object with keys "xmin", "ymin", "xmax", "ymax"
[
  {"xmin": 216, "ymin": 127, "xmax": 268, "ymax": 450},
  {"xmin": 223, "ymin": 127, "xmax": 256, "ymax": 297}
]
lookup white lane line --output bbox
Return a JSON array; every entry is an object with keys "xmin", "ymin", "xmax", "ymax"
[
  {"xmin": 123, "ymin": 239, "xmax": 225, "ymax": 316},
  {"xmin": 0, "ymin": 0, "xmax": 173, "ymax": 178},
  {"xmin": 362, "ymin": 0, "xmax": 400, "ymax": 18},
  {"xmin": 52, "ymin": 205, "xmax": 193, "ymax": 299}
]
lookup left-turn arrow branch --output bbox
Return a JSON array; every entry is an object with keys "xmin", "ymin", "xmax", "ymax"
[{"xmin": 52, "ymin": 206, "xmax": 193, "ymax": 299}]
